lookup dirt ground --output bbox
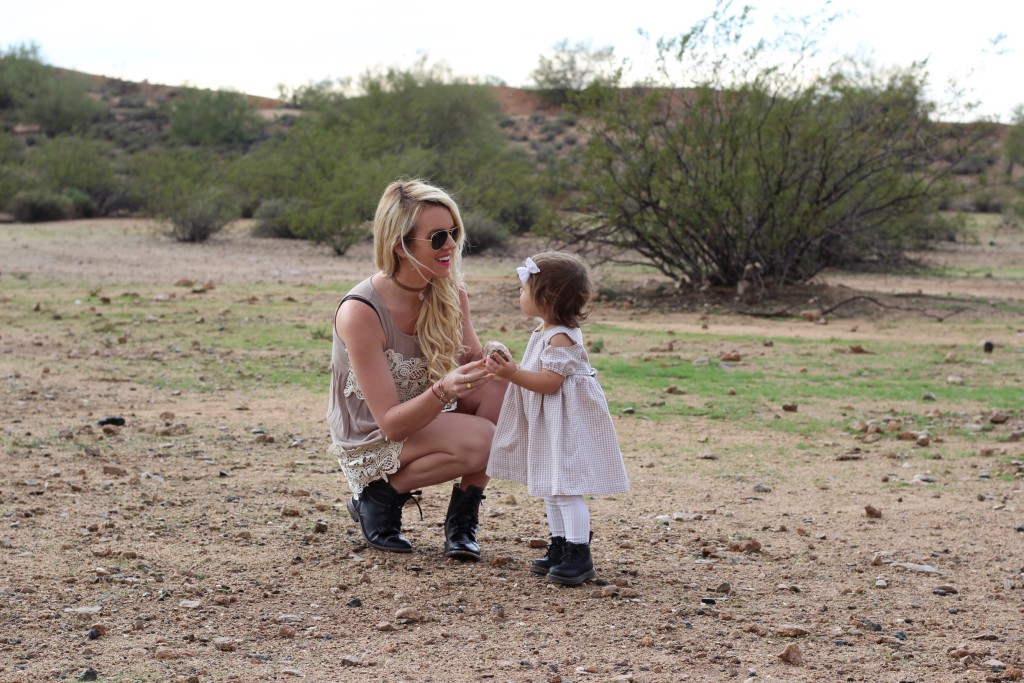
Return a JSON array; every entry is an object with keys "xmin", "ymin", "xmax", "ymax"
[{"xmin": 1, "ymin": 219, "xmax": 1022, "ymax": 683}]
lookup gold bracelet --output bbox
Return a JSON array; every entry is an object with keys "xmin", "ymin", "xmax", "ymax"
[
  {"xmin": 434, "ymin": 380, "xmax": 452, "ymax": 404},
  {"xmin": 432, "ymin": 382, "xmax": 447, "ymax": 404}
]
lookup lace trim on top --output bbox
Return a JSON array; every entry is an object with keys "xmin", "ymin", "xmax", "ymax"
[{"xmin": 343, "ymin": 348, "xmax": 431, "ymax": 403}]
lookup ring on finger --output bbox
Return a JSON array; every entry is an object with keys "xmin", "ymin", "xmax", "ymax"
[{"xmin": 465, "ymin": 381, "xmax": 472, "ymax": 390}]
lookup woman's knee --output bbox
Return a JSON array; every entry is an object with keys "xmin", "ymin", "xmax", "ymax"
[{"xmin": 463, "ymin": 420, "xmax": 494, "ymax": 470}]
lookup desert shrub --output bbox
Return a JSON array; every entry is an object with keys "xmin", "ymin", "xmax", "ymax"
[
  {"xmin": 235, "ymin": 62, "xmax": 539, "ymax": 252},
  {"xmin": 463, "ymin": 212, "xmax": 511, "ymax": 254},
  {"xmin": 62, "ymin": 187, "xmax": 97, "ymax": 217},
  {"xmin": 0, "ymin": 44, "xmax": 107, "ymax": 135},
  {"xmin": 128, "ymin": 148, "xmax": 239, "ymax": 242},
  {"xmin": 971, "ymin": 192, "xmax": 1004, "ymax": 214},
  {"xmin": 530, "ymin": 39, "xmax": 619, "ymax": 105},
  {"xmin": 558, "ymin": 5, "xmax": 993, "ymax": 287},
  {"xmin": 25, "ymin": 135, "xmax": 116, "ymax": 210},
  {"xmin": 11, "ymin": 189, "xmax": 71, "ymax": 222},
  {"xmin": 165, "ymin": 186, "xmax": 237, "ymax": 242},
  {"xmin": 168, "ymin": 88, "xmax": 265, "ymax": 147},
  {"xmin": 252, "ymin": 198, "xmax": 304, "ymax": 238},
  {"xmin": 116, "ymin": 93, "xmax": 149, "ymax": 109}
]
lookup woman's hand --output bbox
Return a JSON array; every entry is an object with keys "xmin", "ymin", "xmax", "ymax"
[{"xmin": 439, "ymin": 358, "xmax": 492, "ymax": 399}]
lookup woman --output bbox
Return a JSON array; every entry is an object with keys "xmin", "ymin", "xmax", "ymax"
[{"xmin": 326, "ymin": 178, "xmax": 507, "ymax": 560}]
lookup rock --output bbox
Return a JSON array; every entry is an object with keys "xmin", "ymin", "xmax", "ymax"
[
  {"xmin": 102, "ymin": 464, "xmax": 128, "ymax": 476},
  {"xmin": 395, "ymin": 607, "xmax": 425, "ymax": 622},
  {"xmin": 776, "ymin": 624, "xmax": 810, "ymax": 637},
  {"xmin": 800, "ymin": 309, "xmax": 823, "ymax": 322},
  {"xmin": 279, "ymin": 625, "xmax": 297, "ymax": 638},
  {"xmin": 933, "ymin": 585, "xmax": 959, "ymax": 596},
  {"xmin": 947, "ymin": 375, "xmax": 964, "ymax": 385},
  {"xmin": 891, "ymin": 562, "xmax": 940, "ymax": 574},
  {"xmin": 79, "ymin": 668, "xmax": 98, "ymax": 681},
  {"xmin": 922, "ymin": 391, "xmax": 937, "ymax": 401},
  {"xmin": 777, "ymin": 642, "xmax": 803, "ymax": 664},
  {"xmin": 782, "ymin": 403, "xmax": 798, "ymax": 412},
  {"xmin": 865, "ymin": 505, "xmax": 882, "ymax": 518},
  {"xmin": 989, "ymin": 411, "xmax": 1009, "ymax": 424},
  {"xmin": 154, "ymin": 647, "xmax": 181, "ymax": 660},
  {"xmin": 313, "ymin": 520, "xmax": 328, "ymax": 533},
  {"xmin": 213, "ymin": 637, "xmax": 236, "ymax": 652},
  {"xmin": 178, "ymin": 600, "xmax": 201, "ymax": 609}
]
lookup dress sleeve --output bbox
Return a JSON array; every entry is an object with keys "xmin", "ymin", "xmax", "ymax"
[{"xmin": 540, "ymin": 342, "xmax": 588, "ymax": 377}]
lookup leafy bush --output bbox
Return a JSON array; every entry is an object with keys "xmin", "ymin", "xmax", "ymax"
[
  {"xmin": 11, "ymin": 189, "xmax": 71, "ymax": 222},
  {"xmin": 463, "ymin": 212, "xmax": 511, "ymax": 253},
  {"xmin": 234, "ymin": 62, "xmax": 540, "ymax": 252},
  {"xmin": 556, "ymin": 5, "xmax": 994, "ymax": 287},
  {"xmin": 0, "ymin": 44, "xmax": 107, "ymax": 135},
  {"xmin": 168, "ymin": 88, "xmax": 265, "ymax": 147},
  {"xmin": 252, "ymin": 198, "xmax": 304, "ymax": 238},
  {"xmin": 25, "ymin": 135, "xmax": 116, "ymax": 210},
  {"xmin": 128, "ymin": 148, "xmax": 239, "ymax": 242},
  {"xmin": 165, "ymin": 186, "xmax": 237, "ymax": 242},
  {"xmin": 62, "ymin": 187, "xmax": 97, "ymax": 217}
]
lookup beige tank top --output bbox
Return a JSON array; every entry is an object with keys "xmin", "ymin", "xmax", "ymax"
[{"xmin": 325, "ymin": 277, "xmax": 432, "ymax": 450}]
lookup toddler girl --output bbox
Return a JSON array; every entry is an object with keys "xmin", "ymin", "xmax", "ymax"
[{"xmin": 485, "ymin": 251, "xmax": 629, "ymax": 585}]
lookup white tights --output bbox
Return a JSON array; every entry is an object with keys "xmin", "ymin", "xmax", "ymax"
[{"xmin": 543, "ymin": 495, "xmax": 590, "ymax": 544}]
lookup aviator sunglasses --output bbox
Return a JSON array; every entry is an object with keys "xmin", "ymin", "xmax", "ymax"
[{"xmin": 408, "ymin": 226, "xmax": 460, "ymax": 250}]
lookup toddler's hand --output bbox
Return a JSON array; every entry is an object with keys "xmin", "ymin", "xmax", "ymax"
[{"xmin": 484, "ymin": 346, "xmax": 517, "ymax": 381}]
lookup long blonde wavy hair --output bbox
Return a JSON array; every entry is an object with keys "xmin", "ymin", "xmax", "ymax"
[{"xmin": 373, "ymin": 178, "xmax": 466, "ymax": 381}]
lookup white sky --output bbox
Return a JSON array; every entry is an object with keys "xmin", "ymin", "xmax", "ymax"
[{"xmin": 2, "ymin": 1, "xmax": 1020, "ymax": 121}]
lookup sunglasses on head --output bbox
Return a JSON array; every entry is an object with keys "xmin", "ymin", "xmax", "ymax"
[{"xmin": 409, "ymin": 226, "xmax": 460, "ymax": 250}]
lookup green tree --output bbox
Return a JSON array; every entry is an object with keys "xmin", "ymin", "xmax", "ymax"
[
  {"xmin": 167, "ymin": 88, "xmax": 265, "ymax": 147},
  {"xmin": 530, "ymin": 39, "xmax": 619, "ymax": 104},
  {"xmin": 0, "ymin": 44, "xmax": 106, "ymax": 135},
  {"xmin": 555, "ymin": 4, "xmax": 991, "ymax": 290},
  {"xmin": 235, "ymin": 62, "xmax": 539, "ymax": 253}
]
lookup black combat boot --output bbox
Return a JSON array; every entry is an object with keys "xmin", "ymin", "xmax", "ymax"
[
  {"xmin": 347, "ymin": 479, "xmax": 415, "ymax": 553},
  {"xmin": 530, "ymin": 536, "xmax": 566, "ymax": 575},
  {"xmin": 443, "ymin": 484, "xmax": 485, "ymax": 561},
  {"xmin": 547, "ymin": 541, "xmax": 597, "ymax": 586}
]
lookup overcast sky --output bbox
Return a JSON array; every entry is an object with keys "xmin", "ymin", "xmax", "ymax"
[{"xmin": 3, "ymin": 0, "xmax": 1020, "ymax": 121}]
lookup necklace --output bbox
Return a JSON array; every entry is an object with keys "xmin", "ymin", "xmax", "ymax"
[{"xmin": 390, "ymin": 276, "xmax": 430, "ymax": 301}]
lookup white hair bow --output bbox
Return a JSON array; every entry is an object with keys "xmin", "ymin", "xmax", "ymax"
[{"xmin": 516, "ymin": 256, "xmax": 540, "ymax": 284}]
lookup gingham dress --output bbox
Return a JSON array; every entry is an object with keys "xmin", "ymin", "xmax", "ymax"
[{"xmin": 487, "ymin": 325, "xmax": 629, "ymax": 497}]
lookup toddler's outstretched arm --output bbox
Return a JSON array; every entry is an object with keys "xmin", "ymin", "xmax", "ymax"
[{"xmin": 484, "ymin": 333, "xmax": 570, "ymax": 395}]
